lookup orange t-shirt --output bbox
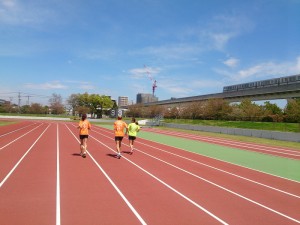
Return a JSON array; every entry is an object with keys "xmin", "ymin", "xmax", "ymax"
[
  {"xmin": 79, "ymin": 120, "xmax": 91, "ymax": 135},
  {"xmin": 114, "ymin": 120, "xmax": 128, "ymax": 137}
]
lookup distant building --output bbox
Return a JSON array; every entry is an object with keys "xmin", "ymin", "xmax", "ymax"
[
  {"xmin": 136, "ymin": 93, "xmax": 158, "ymax": 104},
  {"xmin": 118, "ymin": 96, "xmax": 128, "ymax": 107}
]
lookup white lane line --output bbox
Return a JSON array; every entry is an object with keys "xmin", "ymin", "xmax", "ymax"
[
  {"xmin": 96, "ymin": 126, "xmax": 300, "ymax": 186},
  {"xmin": 133, "ymin": 146, "xmax": 300, "ymax": 224},
  {"xmin": 0, "ymin": 123, "xmax": 44, "ymax": 150},
  {"xmin": 86, "ymin": 135, "xmax": 228, "ymax": 225},
  {"xmin": 64, "ymin": 124, "xmax": 147, "ymax": 225},
  {"xmin": 0, "ymin": 124, "xmax": 50, "ymax": 188},
  {"xmin": 56, "ymin": 124, "xmax": 61, "ymax": 225},
  {"xmin": 88, "ymin": 152, "xmax": 147, "ymax": 225},
  {"xmin": 137, "ymin": 140, "xmax": 300, "ymax": 199},
  {"xmin": 91, "ymin": 129, "xmax": 300, "ymax": 224},
  {"xmin": 0, "ymin": 122, "xmax": 36, "ymax": 138}
]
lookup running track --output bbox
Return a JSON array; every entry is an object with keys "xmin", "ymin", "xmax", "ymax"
[{"xmin": 0, "ymin": 120, "xmax": 299, "ymax": 225}]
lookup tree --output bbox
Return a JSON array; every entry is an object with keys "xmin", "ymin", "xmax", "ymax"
[
  {"xmin": 127, "ymin": 104, "xmax": 143, "ymax": 117},
  {"xmin": 49, "ymin": 93, "xmax": 65, "ymax": 115},
  {"xmin": 20, "ymin": 105, "xmax": 30, "ymax": 114},
  {"xmin": 203, "ymin": 99, "xmax": 231, "ymax": 120},
  {"xmin": 239, "ymin": 99, "xmax": 263, "ymax": 121},
  {"xmin": 29, "ymin": 103, "xmax": 46, "ymax": 114},
  {"xmin": 284, "ymin": 99, "xmax": 300, "ymax": 122},
  {"xmin": 67, "ymin": 92, "xmax": 114, "ymax": 118},
  {"xmin": 67, "ymin": 94, "xmax": 81, "ymax": 116},
  {"xmin": 76, "ymin": 105, "xmax": 90, "ymax": 116},
  {"xmin": 87, "ymin": 94, "xmax": 114, "ymax": 118},
  {"xmin": 0, "ymin": 102, "xmax": 17, "ymax": 113},
  {"xmin": 263, "ymin": 101, "xmax": 282, "ymax": 115}
]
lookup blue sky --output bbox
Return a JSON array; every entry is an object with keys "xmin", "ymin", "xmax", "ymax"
[{"xmin": 1, "ymin": 0, "xmax": 300, "ymax": 106}]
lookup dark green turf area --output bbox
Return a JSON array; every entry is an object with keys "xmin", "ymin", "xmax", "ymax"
[{"xmin": 99, "ymin": 124, "xmax": 300, "ymax": 182}]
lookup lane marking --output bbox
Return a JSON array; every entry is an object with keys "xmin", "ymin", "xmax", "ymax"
[
  {"xmin": 0, "ymin": 122, "xmax": 36, "ymax": 138},
  {"xmin": 56, "ymin": 123, "xmax": 61, "ymax": 225},
  {"xmin": 96, "ymin": 126, "xmax": 300, "ymax": 187},
  {"xmin": 0, "ymin": 123, "xmax": 44, "ymax": 150},
  {"xmin": 0, "ymin": 124, "xmax": 50, "ymax": 188},
  {"xmin": 64, "ymin": 124, "xmax": 147, "ymax": 225},
  {"xmin": 91, "ymin": 128, "xmax": 300, "ymax": 224},
  {"xmin": 133, "ymin": 146, "xmax": 300, "ymax": 224},
  {"xmin": 136, "ymin": 140, "xmax": 300, "ymax": 199},
  {"xmin": 80, "ymin": 132, "xmax": 228, "ymax": 225}
]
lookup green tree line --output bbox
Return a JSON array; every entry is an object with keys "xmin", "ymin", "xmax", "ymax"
[
  {"xmin": 127, "ymin": 98, "xmax": 300, "ymax": 123},
  {"xmin": 0, "ymin": 92, "xmax": 115, "ymax": 118}
]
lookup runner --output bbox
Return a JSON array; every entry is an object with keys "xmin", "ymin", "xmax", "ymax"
[
  {"xmin": 113, "ymin": 116, "xmax": 128, "ymax": 159},
  {"xmin": 77, "ymin": 114, "xmax": 91, "ymax": 158},
  {"xmin": 128, "ymin": 118, "xmax": 140, "ymax": 154}
]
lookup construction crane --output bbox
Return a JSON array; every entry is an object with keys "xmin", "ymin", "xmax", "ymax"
[{"xmin": 144, "ymin": 65, "xmax": 157, "ymax": 96}]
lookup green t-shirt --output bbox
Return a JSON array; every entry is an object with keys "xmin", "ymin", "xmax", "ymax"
[{"xmin": 128, "ymin": 122, "xmax": 140, "ymax": 136}]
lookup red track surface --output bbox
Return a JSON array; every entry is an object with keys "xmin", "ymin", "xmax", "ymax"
[{"xmin": 0, "ymin": 120, "xmax": 299, "ymax": 225}]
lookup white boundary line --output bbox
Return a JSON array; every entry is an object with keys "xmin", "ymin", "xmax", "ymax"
[
  {"xmin": 56, "ymin": 123, "xmax": 61, "ymax": 225},
  {"xmin": 0, "ymin": 124, "xmax": 50, "ymax": 188},
  {"xmin": 64, "ymin": 124, "xmax": 147, "ymax": 225}
]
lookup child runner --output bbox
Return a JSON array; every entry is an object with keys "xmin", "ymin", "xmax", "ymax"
[
  {"xmin": 113, "ymin": 116, "xmax": 128, "ymax": 159},
  {"xmin": 128, "ymin": 118, "xmax": 140, "ymax": 154},
  {"xmin": 78, "ymin": 114, "xmax": 91, "ymax": 158}
]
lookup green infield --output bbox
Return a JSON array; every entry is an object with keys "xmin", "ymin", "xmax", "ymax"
[{"xmin": 0, "ymin": 121, "xmax": 17, "ymax": 126}]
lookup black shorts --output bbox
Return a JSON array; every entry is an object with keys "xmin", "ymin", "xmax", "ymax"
[
  {"xmin": 80, "ymin": 135, "xmax": 89, "ymax": 139},
  {"xmin": 115, "ymin": 136, "xmax": 123, "ymax": 141},
  {"xmin": 129, "ymin": 136, "xmax": 136, "ymax": 141}
]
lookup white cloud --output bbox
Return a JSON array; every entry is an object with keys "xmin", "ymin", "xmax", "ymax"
[
  {"xmin": 218, "ymin": 56, "xmax": 300, "ymax": 82},
  {"xmin": 129, "ymin": 14, "xmax": 253, "ymax": 62},
  {"xmin": 223, "ymin": 57, "xmax": 239, "ymax": 68},
  {"xmin": 131, "ymin": 44, "xmax": 203, "ymax": 61},
  {"xmin": 161, "ymin": 84, "xmax": 192, "ymax": 96},
  {"xmin": 209, "ymin": 32, "xmax": 236, "ymax": 51},
  {"xmin": 191, "ymin": 79, "xmax": 223, "ymax": 89},
  {"xmin": 128, "ymin": 66, "xmax": 160, "ymax": 79},
  {"xmin": 79, "ymin": 84, "xmax": 95, "ymax": 90},
  {"xmin": 81, "ymin": 48, "xmax": 119, "ymax": 61},
  {"xmin": 157, "ymin": 77, "xmax": 221, "ymax": 97},
  {"xmin": 55, "ymin": 80, "xmax": 96, "ymax": 90},
  {"xmin": 0, "ymin": 0, "xmax": 61, "ymax": 27},
  {"xmin": 199, "ymin": 14, "xmax": 254, "ymax": 51},
  {"xmin": 1, "ymin": 0, "xmax": 16, "ymax": 8},
  {"xmin": 24, "ymin": 81, "xmax": 68, "ymax": 90}
]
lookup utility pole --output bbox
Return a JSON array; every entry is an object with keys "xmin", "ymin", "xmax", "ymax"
[{"xmin": 18, "ymin": 92, "xmax": 21, "ymax": 113}]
